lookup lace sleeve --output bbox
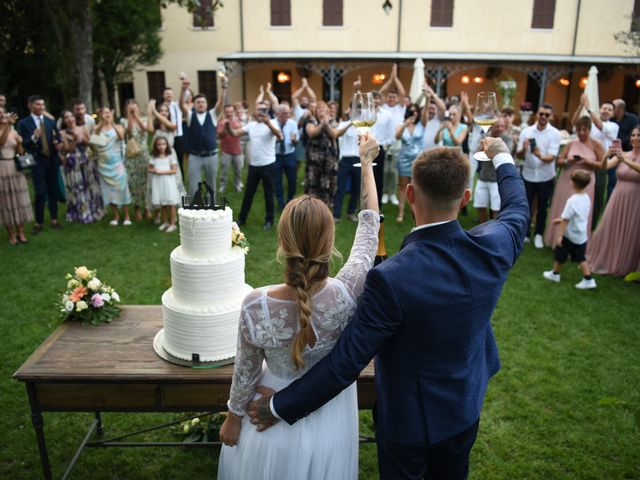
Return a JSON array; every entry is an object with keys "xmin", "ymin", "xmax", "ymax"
[
  {"xmin": 335, "ymin": 209, "xmax": 380, "ymax": 300},
  {"xmin": 227, "ymin": 309, "xmax": 264, "ymax": 417}
]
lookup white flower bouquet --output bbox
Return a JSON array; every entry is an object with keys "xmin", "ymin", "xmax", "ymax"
[{"xmin": 59, "ymin": 266, "xmax": 121, "ymax": 326}]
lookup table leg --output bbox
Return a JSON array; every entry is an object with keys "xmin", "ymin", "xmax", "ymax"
[
  {"xmin": 94, "ymin": 412, "xmax": 104, "ymax": 436},
  {"xmin": 27, "ymin": 383, "xmax": 52, "ymax": 480}
]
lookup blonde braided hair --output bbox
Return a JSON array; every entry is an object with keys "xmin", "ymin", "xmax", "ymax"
[{"xmin": 277, "ymin": 196, "xmax": 338, "ymax": 369}]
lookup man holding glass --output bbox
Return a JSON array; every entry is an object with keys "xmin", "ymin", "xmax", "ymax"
[
  {"xmin": 249, "ymin": 136, "xmax": 530, "ymax": 479},
  {"xmin": 516, "ymin": 103, "xmax": 561, "ymax": 248}
]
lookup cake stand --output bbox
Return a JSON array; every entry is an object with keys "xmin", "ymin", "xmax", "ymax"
[{"xmin": 153, "ymin": 329, "xmax": 235, "ymax": 368}]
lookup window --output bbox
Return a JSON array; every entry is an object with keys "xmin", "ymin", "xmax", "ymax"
[
  {"xmin": 146, "ymin": 72, "xmax": 166, "ymax": 102},
  {"xmin": 430, "ymin": 0, "xmax": 454, "ymax": 27},
  {"xmin": 193, "ymin": 0, "xmax": 214, "ymax": 28},
  {"xmin": 197, "ymin": 71, "xmax": 218, "ymax": 106},
  {"xmin": 271, "ymin": 0, "xmax": 291, "ymax": 26},
  {"xmin": 531, "ymin": 0, "xmax": 555, "ymax": 29},
  {"xmin": 323, "ymin": 0, "xmax": 343, "ymax": 27}
]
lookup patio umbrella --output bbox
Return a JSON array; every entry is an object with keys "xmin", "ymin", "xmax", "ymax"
[
  {"xmin": 409, "ymin": 58, "xmax": 426, "ymax": 106},
  {"xmin": 582, "ymin": 65, "xmax": 599, "ymax": 117}
]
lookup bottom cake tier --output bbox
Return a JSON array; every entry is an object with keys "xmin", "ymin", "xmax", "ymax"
[{"xmin": 161, "ymin": 285, "xmax": 253, "ymax": 362}]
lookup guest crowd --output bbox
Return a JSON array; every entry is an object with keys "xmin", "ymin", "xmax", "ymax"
[{"xmin": 0, "ymin": 66, "xmax": 639, "ymax": 281}]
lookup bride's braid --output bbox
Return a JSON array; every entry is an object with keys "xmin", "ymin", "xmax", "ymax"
[{"xmin": 278, "ymin": 196, "xmax": 338, "ymax": 369}]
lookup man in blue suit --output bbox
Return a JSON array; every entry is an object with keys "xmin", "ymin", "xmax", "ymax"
[
  {"xmin": 248, "ymin": 137, "xmax": 529, "ymax": 479},
  {"xmin": 17, "ymin": 95, "xmax": 61, "ymax": 234}
]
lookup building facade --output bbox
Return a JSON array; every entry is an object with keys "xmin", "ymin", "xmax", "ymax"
[{"xmin": 127, "ymin": 0, "xmax": 640, "ymax": 126}]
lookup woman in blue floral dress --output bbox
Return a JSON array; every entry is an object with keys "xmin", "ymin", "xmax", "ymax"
[{"xmin": 60, "ymin": 110, "xmax": 104, "ymax": 223}]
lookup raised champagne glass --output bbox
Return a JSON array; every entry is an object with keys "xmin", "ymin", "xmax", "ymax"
[
  {"xmin": 472, "ymin": 91, "xmax": 499, "ymax": 162},
  {"xmin": 352, "ymin": 92, "xmax": 378, "ymax": 168}
]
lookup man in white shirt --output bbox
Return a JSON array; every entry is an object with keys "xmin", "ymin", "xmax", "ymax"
[
  {"xmin": 517, "ymin": 103, "xmax": 561, "ymax": 248},
  {"xmin": 378, "ymin": 63, "xmax": 406, "ymax": 205},
  {"xmin": 421, "ymin": 86, "xmax": 447, "ymax": 150},
  {"xmin": 163, "ymin": 87, "xmax": 184, "ymax": 173},
  {"xmin": 334, "ymin": 116, "xmax": 359, "ymax": 221},
  {"xmin": 273, "ymin": 104, "xmax": 298, "ymax": 211},
  {"xmin": 370, "ymin": 92, "xmax": 394, "ymax": 206},
  {"xmin": 227, "ymin": 101, "xmax": 283, "ymax": 230}
]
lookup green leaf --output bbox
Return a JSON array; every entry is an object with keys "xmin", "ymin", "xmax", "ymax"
[
  {"xmin": 598, "ymin": 397, "xmax": 627, "ymax": 407},
  {"xmin": 623, "ymin": 271, "xmax": 640, "ymax": 282}
]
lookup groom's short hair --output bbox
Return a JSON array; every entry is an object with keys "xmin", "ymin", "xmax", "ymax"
[{"xmin": 412, "ymin": 147, "xmax": 469, "ymax": 210}]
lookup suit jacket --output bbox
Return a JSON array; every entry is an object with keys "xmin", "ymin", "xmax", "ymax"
[
  {"xmin": 273, "ymin": 159, "xmax": 530, "ymax": 446},
  {"xmin": 17, "ymin": 115, "xmax": 59, "ymax": 164}
]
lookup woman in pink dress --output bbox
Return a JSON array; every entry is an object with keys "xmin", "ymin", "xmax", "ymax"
[
  {"xmin": 587, "ymin": 126, "xmax": 640, "ymax": 276},
  {"xmin": 544, "ymin": 116, "xmax": 604, "ymax": 247}
]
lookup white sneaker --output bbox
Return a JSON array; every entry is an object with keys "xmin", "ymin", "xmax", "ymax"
[
  {"xmin": 158, "ymin": 223, "xmax": 169, "ymax": 231},
  {"xmin": 382, "ymin": 194, "xmax": 389, "ymax": 204},
  {"xmin": 109, "ymin": 219, "xmax": 119, "ymax": 227},
  {"xmin": 534, "ymin": 234, "xmax": 544, "ymax": 249},
  {"xmin": 390, "ymin": 194, "xmax": 399, "ymax": 206},
  {"xmin": 524, "ymin": 236, "xmax": 531, "ymax": 244},
  {"xmin": 575, "ymin": 278, "xmax": 597, "ymax": 289},
  {"xmin": 123, "ymin": 219, "xmax": 132, "ymax": 226},
  {"xmin": 165, "ymin": 224, "xmax": 177, "ymax": 233},
  {"xmin": 543, "ymin": 270, "xmax": 561, "ymax": 283}
]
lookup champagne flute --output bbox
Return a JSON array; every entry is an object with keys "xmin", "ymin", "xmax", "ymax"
[
  {"xmin": 351, "ymin": 92, "xmax": 378, "ymax": 167},
  {"xmin": 472, "ymin": 91, "xmax": 500, "ymax": 162}
]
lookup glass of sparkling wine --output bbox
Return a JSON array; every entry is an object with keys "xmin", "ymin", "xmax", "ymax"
[
  {"xmin": 351, "ymin": 92, "xmax": 378, "ymax": 167},
  {"xmin": 473, "ymin": 91, "xmax": 499, "ymax": 162}
]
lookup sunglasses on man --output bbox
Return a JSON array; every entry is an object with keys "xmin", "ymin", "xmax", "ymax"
[{"xmin": 537, "ymin": 112, "xmax": 552, "ymax": 117}]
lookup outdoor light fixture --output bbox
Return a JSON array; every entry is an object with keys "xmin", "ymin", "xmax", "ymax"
[
  {"xmin": 635, "ymin": 79, "xmax": 640, "ymax": 88},
  {"xmin": 277, "ymin": 71, "xmax": 291, "ymax": 83},
  {"xmin": 559, "ymin": 78, "xmax": 570, "ymax": 86},
  {"xmin": 372, "ymin": 73, "xmax": 387, "ymax": 84},
  {"xmin": 461, "ymin": 75, "xmax": 470, "ymax": 84},
  {"xmin": 473, "ymin": 76, "xmax": 484, "ymax": 84},
  {"xmin": 382, "ymin": 0, "xmax": 392, "ymax": 14},
  {"xmin": 579, "ymin": 77, "xmax": 588, "ymax": 88}
]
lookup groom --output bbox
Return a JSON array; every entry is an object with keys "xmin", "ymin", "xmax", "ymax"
[{"xmin": 248, "ymin": 137, "xmax": 529, "ymax": 479}]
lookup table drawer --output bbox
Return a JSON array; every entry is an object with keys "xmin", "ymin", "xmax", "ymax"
[
  {"xmin": 36, "ymin": 383, "xmax": 158, "ymax": 409},
  {"xmin": 162, "ymin": 384, "xmax": 230, "ymax": 409}
]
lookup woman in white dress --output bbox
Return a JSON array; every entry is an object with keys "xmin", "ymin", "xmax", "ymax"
[{"xmin": 218, "ymin": 133, "xmax": 381, "ymax": 480}]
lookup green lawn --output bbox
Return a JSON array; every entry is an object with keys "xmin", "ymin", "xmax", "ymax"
[{"xmin": 1, "ymin": 170, "xmax": 638, "ymax": 480}]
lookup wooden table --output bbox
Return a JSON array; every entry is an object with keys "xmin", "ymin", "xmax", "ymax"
[{"xmin": 13, "ymin": 305, "xmax": 376, "ymax": 480}]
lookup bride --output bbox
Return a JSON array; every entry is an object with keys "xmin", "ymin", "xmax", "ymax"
[{"xmin": 218, "ymin": 133, "xmax": 380, "ymax": 479}]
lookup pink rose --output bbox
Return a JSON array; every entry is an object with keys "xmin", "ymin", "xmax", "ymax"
[{"xmin": 91, "ymin": 293, "xmax": 104, "ymax": 308}]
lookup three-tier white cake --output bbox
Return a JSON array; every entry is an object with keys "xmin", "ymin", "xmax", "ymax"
[{"xmin": 157, "ymin": 206, "xmax": 252, "ymax": 363}]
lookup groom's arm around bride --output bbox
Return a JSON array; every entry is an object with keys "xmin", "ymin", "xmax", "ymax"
[{"xmin": 250, "ymin": 137, "xmax": 529, "ymax": 479}]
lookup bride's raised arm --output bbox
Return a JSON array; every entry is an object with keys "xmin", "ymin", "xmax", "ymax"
[{"xmin": 335, "ymin": 133, "xmax": 380, "ymax": 300}]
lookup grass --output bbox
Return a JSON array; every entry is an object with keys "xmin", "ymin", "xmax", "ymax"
[{"xmin": 1, "ymin": 167, "xmax": 639, "ymax": 480}]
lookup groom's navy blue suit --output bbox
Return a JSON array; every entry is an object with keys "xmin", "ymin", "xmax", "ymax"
[{"xmin": 271, "ymin": 156, "xmax": 529, "ymax": 478}]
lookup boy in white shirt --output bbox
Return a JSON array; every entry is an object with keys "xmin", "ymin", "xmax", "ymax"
[{"xmin": 543, "ymin": 170, "xmax": 596, "ymax": 289}]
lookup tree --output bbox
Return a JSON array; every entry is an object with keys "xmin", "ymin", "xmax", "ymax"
[
  {"xmin": 0, "ymin": 0, "xmax": 220, "ymax": 114},
  {"xmin": 93, "ymin": 0, "xmax": 164, "ymax": 108}
]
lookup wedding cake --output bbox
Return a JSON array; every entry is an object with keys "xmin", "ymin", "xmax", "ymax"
[{"xmin": 158, "ymin": 206, "xmax": 252, "ymax": 363}]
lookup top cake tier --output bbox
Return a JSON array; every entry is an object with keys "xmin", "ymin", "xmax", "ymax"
[{"xmin": 178, "ymin": 207, "xmax": 233, "ymax": 258}]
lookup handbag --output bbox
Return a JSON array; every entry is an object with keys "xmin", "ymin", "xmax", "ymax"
[
  {"xmin": 89, "ymin": 133, "xmax": 107, "ymax": 148},
  {"xmin": 125, "ymin": 137, "xmax": 141, "ymax": 158},
  {"xmin": 15, "ymin": 153, "xmax": 36, "ymax": 171}
]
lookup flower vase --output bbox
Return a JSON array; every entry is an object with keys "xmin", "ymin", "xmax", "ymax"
[{"xmin": 519, "ymin": 111, "xmax": 532, "ymax": 129}]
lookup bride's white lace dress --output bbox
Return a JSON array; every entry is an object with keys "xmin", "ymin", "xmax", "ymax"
[{"xmin": 217, "ymin": 210, "xmax": 379, "ymax": 480}]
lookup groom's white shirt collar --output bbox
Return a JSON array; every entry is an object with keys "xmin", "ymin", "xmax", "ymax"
[{"xmin": 410, "ymin": 220, "xmax": 452, "ymax": 233}]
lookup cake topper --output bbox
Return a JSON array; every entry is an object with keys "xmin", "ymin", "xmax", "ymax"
[{"xmin": 182, "ymin": 181, "xmax": 228, "ymax": 210}]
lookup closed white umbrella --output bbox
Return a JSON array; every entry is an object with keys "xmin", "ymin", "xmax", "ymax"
[
  {"xmin": 582, "ymin": 65, "xmax": 600, "ymax": 117},
  {"xmin": 409, "ymin": 58, "xmax": 425, "ymax": 106}
]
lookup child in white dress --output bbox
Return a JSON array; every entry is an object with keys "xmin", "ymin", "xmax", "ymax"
[{"xmin": 148, "ymin": 137, "xmax": 179, "ymax": 232}]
